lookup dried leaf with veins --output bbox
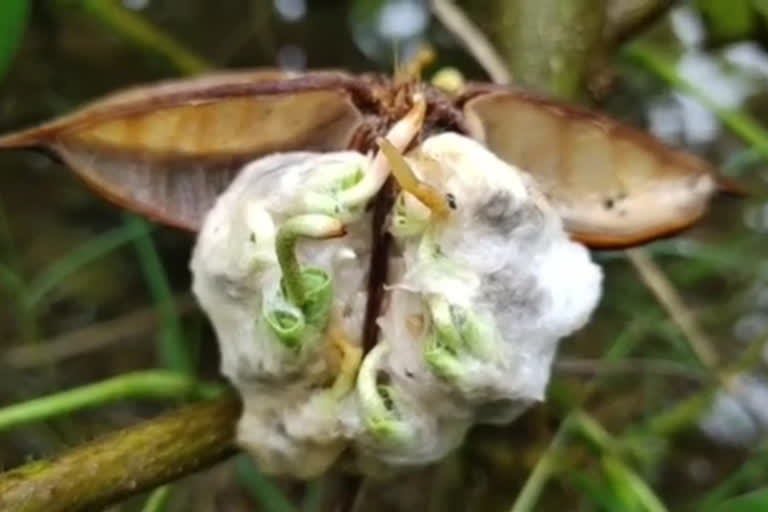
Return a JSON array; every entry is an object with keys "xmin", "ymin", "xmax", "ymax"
[{"xmin": 0, "ymin": 69, "xmax": 730, "ymax": 248}]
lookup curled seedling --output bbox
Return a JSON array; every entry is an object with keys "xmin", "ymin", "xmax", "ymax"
[
  {"xmin": 424, "ymin": 296, "xmax": 495, "ymax": 384},
  {"xmin": 357, "ymin": 344, "xmax": 412, "ymax": 443},
  {"xmin": 264, "ymin": 214, "xmax": 345, "ymax": 349}
]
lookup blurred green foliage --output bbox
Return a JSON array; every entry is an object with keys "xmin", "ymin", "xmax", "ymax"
[
  {"xmin": 0, "ymin": 0, "xmax": 29, "ymax": 80},
  {"xmin": 0, "ymin": 1, "xmax": 766, "ymax": 511},
  {"xmin": 696, "ymin": 0, "xmax": 758, "ymax": 42},
  {"xmin": 707, "ymin": 488, "xmax": 768, "ymax": 512}
]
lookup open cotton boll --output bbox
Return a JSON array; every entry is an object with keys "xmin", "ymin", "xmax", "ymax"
[
  {"xmin": 190, "ymin": 131, "xmax": 604, "ymax": 479},
  {"xmin": 352, "ymin": 341, "xmax": 473, "ymax": 473},
  {"xmin": 190, "ymin": 151, "xmax": 378, "ymax": 478},
  {"xmin": 385, "ymin": 132, "xmax": 603, "ymax": 416},
  {"xmin": 191, "ymin": 151, "xmax": 373, "ymax": 384}
]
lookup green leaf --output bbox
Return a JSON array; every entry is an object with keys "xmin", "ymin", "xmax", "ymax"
[
  {"xmin": 752, "ymin": 0, "xmax": 768, "ymax": 22},
  {"xmin": 696, "ymin": 0, "xmax": 757, "ymax": 41},
  {"xmin": 234, "ymin": 455, "xmax": 297, "ymax": 512},
  {"xmin": 568, "ymin": 472, "xmax": 631, "ymax": 512},
  {"xmin": 707, "ymin": 488, "xmax": 768, "ymax": 512},
  {"xmin": 0, "ymin": 0, "xmax": 29, "ymax": 80},
  {"xmin": 600, "ymin": 455, "xmax": 668, "ymax": 512}
]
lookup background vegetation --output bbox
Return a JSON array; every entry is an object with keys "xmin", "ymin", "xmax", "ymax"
[{"xmin": 0, "ymin": 0, "xmax": 766, "ymax": 510}]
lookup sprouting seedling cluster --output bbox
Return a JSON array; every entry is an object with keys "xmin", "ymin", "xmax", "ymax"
[{"xmin": 190, "ymin": 97, "xmax": 604, "ymax": 478}]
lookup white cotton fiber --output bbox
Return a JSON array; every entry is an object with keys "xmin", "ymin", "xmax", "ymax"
[
  {"xmin": 377, "ymin": 133, "xmax": 603, "ymax": 424},
  {"xmin": 190, "ymin": 133, "xmax": 604, "ymax": 478}
]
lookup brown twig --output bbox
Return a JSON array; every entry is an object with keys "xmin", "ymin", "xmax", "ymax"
[
  {"xmin": 0, "ymin": 395, "xmax": 240, "ymax": 512},
  {"xmin": 3, "ymin": 294, "xmax": 197, "ymax": 368},
  {"xmin": 625, "ymin": 248, "xmax": 720, "ymax": 369},
  {"xmin": 429, "ymin": 0, "xmax": 512, "ymax": 84}
]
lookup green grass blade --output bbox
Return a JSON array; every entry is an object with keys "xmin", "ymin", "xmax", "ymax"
[
  {"xmin": 705, "ymin": 488, "xmax": 768, "ymax": 512},
  {"xmin": 0, "ymin": 370, "xmax": 223, "ymax": 432},
  {"xmin": 24, "ymin": 221, "xmax": 150, "ymax": 308},
  {"xmin": 234, "ymin": 454, "xmax": 298, "ymax": 512},
  {"xmin": 601, "ymin": 455, "xmax": 668, "ymax": 512},
  {"xmin": 0, "ymin": 0, "xmax": 29, "ymax": 80},
  {"xmin": 124, "ymin": 214, "xmax": 192, "ymax": 375},
  {"xmin": 141, "ymin": 485, "xmax": 172, "ymax": 512}
]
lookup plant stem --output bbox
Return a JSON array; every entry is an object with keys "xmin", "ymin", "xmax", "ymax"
[
  {"xmin": 625, "ymin": 42, "xmax": 768, "ymax": 157},
  {"xmin": 124, "ymin": 214, "xmax": 192, "ymax": 375},
  {"xmin": 24, "ymin": 220, "xmax": 150, "ymax": 308},
  {"xmin": 0, "ymin": 396, "xmax": 239, "ymax": 512},
  {"xmin": 0, "ymin": 370, "xmax": 223, "ymax": 432},
  {"xmin": 509, "ymin": 417, "xmax": 571, "ymax": 512},
  {"xmin": 601, "ymin": 455, "xmax": 668, "ymax": 512},
  {"xmin": 276, "ymin": 215, "xmax": 343, "ymax": 306},
  {"xmin": 0, "ymin": 0, "xmax": 30, "ymax": 80},
  {"xmin": 142, "ymin": 486, "xmax": 172, "ymax": 512},
  {"xmin": 234, "ymin": 455, "xmax": 299, "ymax": 512}
]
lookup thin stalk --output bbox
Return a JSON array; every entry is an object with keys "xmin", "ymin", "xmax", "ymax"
[
  {"xmin": 625, "ymin": 42, "xmax": 768, "ymax": 157},
  {"xmin": 301, "ymin": 477, "xmax": 330, "ymax": 512},
  {"xmin": 639, "ymin": 327, "xmax": 768, "ymax": 438},
  {"xmin": 234, "ymin": 455, "xmax": 298, "ymax": 512},
  {"xmin": 691, "ymin": 440, "xmax": 768, "ymax": 509},
  {"xmin": 124, "ymin": 214, "xmax": 191, "ymax": 375},
  {"xmin": 142, "ymin": 486, "xmax": 172, "ymax": 512},
  {"xmin": 276, "ymin": 215, "xmax": 344, "ymax": 306},
  {"xmin": 601, "ymin": 455, "xmax": 668, "ymax": 512},
  {"xmin": 509, "ymin": 417, "xmax": 572, "ymax": 512},
  {"xmin": 0, "ymin": 261, "xmax": 38, "ymax": 342},
  {"xmin": 0, "ymin": 370, "xmax": 223, "ymax": 432},
  {"xmin": 24, "ymin": 220, "xmax": 150, "ymax": 308}
]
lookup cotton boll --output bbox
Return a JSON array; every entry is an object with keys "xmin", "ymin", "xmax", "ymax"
[
  {"xmin": 191, "ymin": 151, "xmax": 377, "ymax": 477},
  {"xmin": 378, "ymin": 284, "xmax": 478, "ymax": 419},
  {"xmin": 190, "ymin": 132, "xmax": 604, "ymax": 479},
  {"xmin": 386, "ymin": 132, "xmax": 603, "ymax": 415},
  {"xmin": 238, "ymin": 384, "xmax": 353, "ymax": 478},
  {"xmin": 353, "ymin": 343, "xmax": 472, "ymax": 472},
  {"xmin": 191, "ymin": 151, "xmax": 374, "ymax": 383}
]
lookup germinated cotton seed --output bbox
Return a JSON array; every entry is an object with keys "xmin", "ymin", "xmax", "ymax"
[
  {"xmin": 382, "ymin": 133, "xmax": 603, "ymax": 420},
  {"xmin": 190, "ymin": 151, "xmax": 376, "ymax": 475},
  {"xmin": 190, "ymin": 132, "xmax": 603, "ymax": 478}
]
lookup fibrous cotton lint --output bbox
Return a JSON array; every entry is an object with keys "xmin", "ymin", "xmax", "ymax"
[{"xmin": 190, "ymin": 132, "xmax": 603, "ymax": 478}]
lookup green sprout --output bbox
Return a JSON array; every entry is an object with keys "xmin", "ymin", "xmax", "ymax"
[
  {"xmin": 301, "ymin": 162, "xmax": 366, "ymax": 218},
  {"xmin": 390, "ymin": 193, "xmax": 431, "ymax": 238},
  {"xmin": 424, "ymin": 296, "xmax": 496, "ymax": 384},
  {"xmin": 357, "ymin": 344, "xmax": 412, "ymax": 443},
  {"xmin": 264, "ymin": 214, "xmax": 343, "ymax": 349},
  {"xmin": 300, "ymin": 159, "xmax": 411, "ymax": 224}
]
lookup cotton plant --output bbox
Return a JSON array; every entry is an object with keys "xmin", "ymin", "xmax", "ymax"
[{"xmin": 190, "ymin": 99, "xmax": 603, "ymax": 478}]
